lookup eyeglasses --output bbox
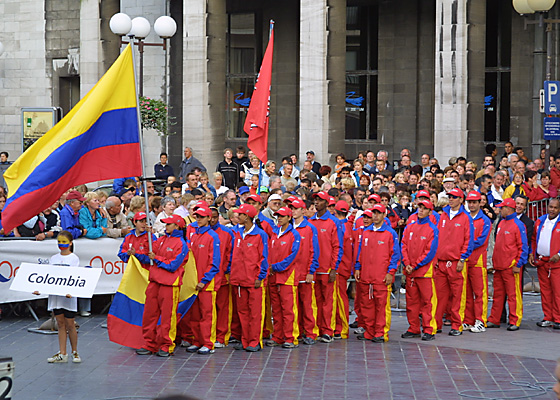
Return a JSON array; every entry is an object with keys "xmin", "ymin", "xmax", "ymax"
[{"xmin": 448, "ymin": 195, "xmax": 460, "ymax": 199}]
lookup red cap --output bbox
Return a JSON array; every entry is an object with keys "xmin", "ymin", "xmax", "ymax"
[
  {"xmin": 368, "ymin": 194, "xmax": 381, "ymax": 203},
  {"xmin": 372, "ymin": 204, "xmax": 387, "ymax": 213},
  {"xmin": 496, "ymin": 198, "xmax": 516, "ymax": 208},
  {"xmin": 448, "ymin": 188, "xmax": 464, "ymax": 198},
  {"xmin": 417, "ymin": 200, "xmax": 434, "ymax": 210},
  {"xmin": 362, "ymin": 210, "xmax": 373, "ymax": 218},
  {"xmin": 66, "ymin": 190, "xmax": 86, "ymax": 202},
  {"xmin": 246, "ymin": 194, "xmax": 263, "ymax": 204},
  {"xmin": 275, "ymin": 207, "xmax": 293, "ymax": 217},
  {"xmin": 335, "ymin": 200, "xmax": 349, "ymax": 213},
  {"xmin": 284, "ymin": 195, "xmax": 298, "ymax": 204},
  {"xmin": 133, "ymin": 212, "xmax": 147, "ymax": 221},
  {"xmin": 290, "ymin": 199, "xmax": 306, "ymax": 209},
  {"xmin": 161, "ymin": 214, "xmax": 186, "ymax": 228},
  {"xmin": 193, "ymin": 206, "xmax": 212, "ymax": 217},
  {"xmin": 313, "ymin": 191, "xmax": 330, "ymax": 201},
  {"xmin": 233, "ymin": 203, "xmax": 258, "ymax": 218},
  {"xmin": 417, "ymin": 190, "xmax": 430, "ymax": 199},
  {"xmin": 328, "ymin": 197, "xmax": 336, "ymax": 206},
  {"xmin": 466, "ymin": 191, "xmax": 481, "ymax": 201}
]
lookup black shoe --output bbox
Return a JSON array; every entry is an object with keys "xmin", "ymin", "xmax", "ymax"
[
  {"xmin": 233, "ymin": 343, "xmax": 244, "ymax": 350},
  {"xmin": 318, "ymin": 334, "xmax": 333, "ymax": 343},
  {"xmin": 421, "ymin": 333, "xmax": 435, "ymax": 341},
  {"xmin": 265, "ymin": 340, "xmax": 281, "ymax": 347},
  {"xmin": 229, "ymin": 337, "xmax": 240, "ymax": 344},
  {"xmin": 156, "ymin": 350, "xmax": 170, "ymax": 357},
  {"xmin": 401, "ymin": 331, "xmax": 421, "ymax": 339},
  {"xmin": 281, "ymin": 342, "xmax": 298, "ymax": 349},
  {"xmin": 506, "ymin": 324, "xmax": 519, "ymax": 331},
  {"xmin": 349, "ymin": 321, "xmax": 359, "ymax": 329},
  {"xmin": 245, "ymin": 345, "xmax": 261, "ymax": 352},
  {"xmin": 486, "ymin": 322, "xmax": 500, "ymax": 328},
  {"xmin": 302, "ymin": 337, "xmax": 316, "ymax": 345},
  {"xmin": 356, "ymin": 334, "xmax": 368, "ymax": 341},
  {"xmin": 436, "ymin": 329, "xmax": 443, "ymax": 334},
  {"xmin": 554, "ymin": 323, "xmax": 560, "ymax": 330},
  {"xmin": 135, "ymin": 348, "xmax": 152, "ymax": 355},
  {"xmin": 448, "ymin": 329, "xmax": 462, "ymax": 336},
  {"xmin": 333, "ymin": 333, "xmax": 342, "ymax": 340},
  {"xmin": 536, "ymin": 320, "xmax": 554, "ymax": 327},
  {"xmin": 371, "ymin": 336, "xmax": 385, "ymax": 343}
]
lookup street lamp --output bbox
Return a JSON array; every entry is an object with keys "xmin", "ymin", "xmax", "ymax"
[
  {"xmin": 513, "ymin": 0, "xmax": 558, "ymax": 170},
  {"xmin": 109, "ymin": 13, "xmax": 177, "ymax": 97}
]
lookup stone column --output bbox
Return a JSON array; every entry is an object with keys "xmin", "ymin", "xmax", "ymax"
[{"xmin": 80, "ymin": 0, "xmax": 102, "ymax": 94}]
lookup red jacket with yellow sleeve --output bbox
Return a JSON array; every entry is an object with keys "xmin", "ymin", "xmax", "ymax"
[
  {"xmin": 149, "ymin": 230, "xmax": 189, "ymax": 286},
  {"xmin": 268, "ymin": 224, "xmax": 301, "ymax": 285},
  {"xmin": 493, "ymin": 213, "xmax": 528, "ymax": 270},
  {"xmin": 401, "ymin": 216, "xmax": 438, "ymax": 278},
  {"xmin": 354, "ymin": 222, "xmax": 400, "ymax": 284},
  {"xmin": 436, "ymin": 205, "xmax": 474, "ymax": 261},
  {"xmin": 309, "ymin": 211, "xmax": 343, "ymax": 273}
]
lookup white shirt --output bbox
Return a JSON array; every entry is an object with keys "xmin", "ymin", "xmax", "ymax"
[
  {"xmin": 47, "ymin": 253, "xmax": 81, "ymax": 312},
  {"xmin": 449, "ymin": 209, "xmax": 459, "ymax": 219},
  {"xmin": 536, "ymin": 215, "xmax": 559, "ymax": 257},
  {"xmin": 491, "ymin": 185, "xmax": 504, "ymax": 202},
  {"xmin": 242, "ymin": 223, "xmax": 256, "ymax": 239}
]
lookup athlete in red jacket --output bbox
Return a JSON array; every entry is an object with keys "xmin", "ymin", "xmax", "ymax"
[
  {"xmin": 136, "ymin": 214, "xmax": 189, "ymax": 357},
  {"xmin": 118, "ymin": 212, "xmax": 156, "ymax": 269},
  {"xmin": 229, "ymin": 204, "xmax": 269, "ymax": 352},
  {"xmin": 464, "ymin": 191, "xmax": 492, "ymax": 333},
  {"xmin": 435, "ymin": 188, "xmax": 474, "ymax": 336},
  {"xmin": 333, "ymin": 200, "xmax": 353, "ymax": 339},
  {"xmin": 530, "ymin": 198, "xmax": 560, "ymax": 329},
  {"xmin": 401, "ymin": 200, "xmax": 438, "ymax": 341},
  {"xmin": 290, "ymin": 198, "xmax": 320, "ymax": 345},
  {"xmin": 309, "ymin": 191, "xmax": 343, "ymax": 343},
  {"xmin": 487, "ymin": 198, "xmax": 528, "ymax": 330},
  {"xmin": 266, "ymin": 207, "xmax": 302, "ymax": 348},
  {"xmin": 354, "ymin": 204, "xmax": 400, "ymax": 342},
  {"xmin": 407, "ymin": 190, "xmax": 440, "ymax": 226}
]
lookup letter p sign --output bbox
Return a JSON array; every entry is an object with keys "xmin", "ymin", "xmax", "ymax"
[{"xmin": 545, "ymin": 81, "xmax": 560, "ymax": 115}]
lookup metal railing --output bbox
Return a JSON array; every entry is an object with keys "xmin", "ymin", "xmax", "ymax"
[{"xmin": 526, "ymin": 196, "xmax": 559, "ymax": 221}]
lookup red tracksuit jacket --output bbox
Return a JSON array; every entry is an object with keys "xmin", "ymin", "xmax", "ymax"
[
  {"xmin": 211, "ymin": 223, "xmax": 235, "ymax": 288},
  {"xmin": 401, "ymin": 216, "xmax": 438, "ymax": 278},
  {"xmin": 269, "ymin": 224, "xmax": 301, "ymax": 285},
  {"xmin": 436, "ymin": 205, "xmax": 474, "ymax": 261},
  {"xmin": 493, "ymin": 214, "xmax": 529, "ymax": 270},
  {"xmin": 310, "ymin": 211, "xmax": 343, "ymax": 273},
  {"xmin": 258, "ymin": 212, "xmax": 276, "ymax": 239},
  {"xmin": 468, "ymin": 210, "xmax": 492, "ymax": 266},
  {"xmin": 337, "ymin": 218, "xmax": 354, "ymax": 279},
  {"xmin": 150, "ymin": 230, "xmax": 189, "ymax": 286},
  {"xmin": 118, "ymin": 229, "xmax": 157, "ymax": 268},
  {"xmin": 190, "ymin": 225, "xmax": 221, "ymax": 291},
  {"xmin": 407, "ymin": 210, "xmax": 440, "ymax": 226},
  {"xmin": 229, "ymin": 224, "xmax": 269, "ymax": 287},
  {"xmin": 294, "ymin": 219, "xmax": 319, "ymax": 281},
  {"xmin": 355, "ymin": 222, "xmax": 400, "ymax": 284},
  {"xmin": 532, "ymin": 215, "xmax": 560, "ymax": 268}
]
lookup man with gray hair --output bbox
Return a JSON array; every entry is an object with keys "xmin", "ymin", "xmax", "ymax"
[
  {"xmin": 105, "ymin": 196, "xmax": 130, "ymax": 238},
  {"xmin": 179, "ymin": 147, "xmax": 206, "ymax": 183},
  {"xmin": 269, "ymin": 176, "xmax": 283, "ymax": 191},
  {"xmin": 376, "ymin": 150, "xmax": 394, "ymax": 173}
]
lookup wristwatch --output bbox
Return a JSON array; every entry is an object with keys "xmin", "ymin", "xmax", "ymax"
[{"xmin": 459, "ymin": 258, "xmax": 466, "ymax": 263}]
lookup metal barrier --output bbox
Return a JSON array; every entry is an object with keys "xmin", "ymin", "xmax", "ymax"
[{"xmin": 527, "ymin": 196, "xmax": 559, "ymax": 221}]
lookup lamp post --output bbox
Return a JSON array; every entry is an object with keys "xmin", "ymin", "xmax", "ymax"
[
  {"xmin": 109, "ymin": 13, "xmax": 177, "ymax": 97},
  {"xmin": 513, "ymin": 0, "xmax": 558, "ymax": 170}
]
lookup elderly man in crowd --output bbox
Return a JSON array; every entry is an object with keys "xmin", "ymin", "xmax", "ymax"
[{"xmin": 105, "ymin": 196, "xmax": 130, "ymax": 238}]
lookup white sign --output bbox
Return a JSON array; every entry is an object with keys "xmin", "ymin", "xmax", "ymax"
[
  {"xmin": 10, "ymin": 263, "xmax": 102, "ymax": 298},
  {"xmin": 0, "ymin": 237, "xmax": 125, "ymax": 303}
]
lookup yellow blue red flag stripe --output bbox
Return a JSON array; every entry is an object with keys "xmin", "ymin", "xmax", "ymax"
[
  {"xmin": 107, "ymin": 253, "xmax": 198, "ymax": 349},
  {"xmin": 2, "ymin": 44, "xmax": 141, "ymax": 232}
]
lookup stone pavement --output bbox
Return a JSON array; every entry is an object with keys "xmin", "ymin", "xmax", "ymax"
[{"xmin": 1, "ymin": 293, "xmax": 559, "ymax": 400}]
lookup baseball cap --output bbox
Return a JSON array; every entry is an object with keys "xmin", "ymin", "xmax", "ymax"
[
  {"xmin": 448, "ymin": 188, "xmax": 464, "ymax": 198},
  {"xmin": 335, "ymin": 200, "xmax": 349, "ymax": 213},
  {"xmin": 193, "ymin": 206, "xmax": 212, "ymax": 217},
  {"xmin": 417, "ymin": 200, "xmax": 434, "ymax": 210},
  {"xmin": 284, "ymin": 195, "xmax": 298, "ymax": 204},
  {"xmin": 443, "ymin": 177, "xmax": 455, "ymax": 183},
  {"xmin": 372, "ymin": 204, "xmax": 387, "ymax": 213},
  {"xmin": 313, "ymin": 191, "xmax": 330, "ymax": 201},
  {"xmin": 275, "ymin": 207, "xmax": 293, "ymax": 217},
  {"xmin": 233, "ymin": 203, "xmax": 258, "ymax": 218},
  {"xmin": 496, "ymin": 198, "xmax": 516, "ymax": 208},
  {"xmin": 290, "ymin": 199, "xmax": 306, "ymax": 209},
  {"xmin": 306, "ymin": 150, "xmax": 315, "ymax": 155},
  {"xmin": 66, "ymin": 190, "xmax": 86, "ymax": 202},
  {"xmin": 133, "ymin": 212, "xmax": 147, "ymax": 221},
  {"xmin": 268, "ymin": 194, "xmax": 283, "ymax": 202},
  {"xmin": 362, "ymin": 210, "xmax": 373, "ymax": 218},
  {"xmin": 466, "ymin": 191, "xmax": 481, "ymax": 201},
  {"xmin": 238, "ymin": 186, "xmax": 250, "ymax": 195},
  {"xmin": 417, "ymin": 190, "xmax": 430, "ymax": 199},
  {"xmin": 161, "ymin": 214, "xmax": 186, "ymax": 228},
  {"xmin": 117, "ymin": 187, "xmax": 135, "ymax": 197},
  {"xmin": 368, "ymin": 194, "xmax": 381, "ymax": 203},
  {"xmin": 246, "ymin": 194, "xmax": 263, "ymax": 203},
  {"xmin": 328, "ymin": 197, "xmax": 336, "ymax": 206},
  {"xmin": 259, "ymin": 186, "xmax": 270, "ymax": 193}
]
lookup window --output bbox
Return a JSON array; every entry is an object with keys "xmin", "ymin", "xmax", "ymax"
[
  {"xmin": 345, "ymin": 5, "xmax": 378, "ymax": 140},
  {"xmin": 226, "ymin": 13, "xmax": 260, "ymax": 138},
  {"xmin": 484, "ymin": 1, "xmax": 511, "ymax": 142}
]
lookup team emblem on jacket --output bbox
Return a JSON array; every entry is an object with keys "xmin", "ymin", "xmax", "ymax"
[
  {"xmin": 281, "ymin": 241, "xmax": 287, "ymax": 245},
  {"xmin": 247, "ymin": 243, "xmax": 254, "ymax": 247},
  {"xmin": 166, "ymin": 247, "xmax": 173, "ymax": 252},
  {"xmin": 442, "ymin": 220, "xmax": 446, "ymax": 227},
  {"xmin": 378, "ymin": 241, "xmax": 385, "ymax": 245},
  {"xmin": 198, "ymin": 244, "xmax": 205, "ymax": 248},
  {"xmin": 420, "ymin": 236, "xmax": 426, "ymax": 240},
  {"xmin": 321, "ymin": 229, "xmax": 327, "ymax": 232},
  {"xmin": 455, "ymin": 223, "xmax": 461, "ymax": 227}
]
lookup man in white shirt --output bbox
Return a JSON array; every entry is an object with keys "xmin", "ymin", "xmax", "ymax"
[{"xmin": 490, "ymin": 172, "xmax": 506, "ymax": 204}]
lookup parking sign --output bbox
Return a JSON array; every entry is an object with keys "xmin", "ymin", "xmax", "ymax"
[{"xmin": 544, "ymin": 81, "xmax": 560, "ymax": 115}]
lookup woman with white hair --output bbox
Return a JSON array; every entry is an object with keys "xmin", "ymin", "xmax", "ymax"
[
  {"xmin": 152, "ymin": 196, "xmax": 177, "ymax": 237},
  {"xmin": 79, "ymin": 192, "xmax": 107, "ymax": 239}
]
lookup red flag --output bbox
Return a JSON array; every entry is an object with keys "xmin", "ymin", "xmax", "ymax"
[{"xmin": 244, "ymin": 22, "xmax": 274, "ymax": 163}]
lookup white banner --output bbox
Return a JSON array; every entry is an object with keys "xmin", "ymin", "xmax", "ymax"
[
  {"xmin": 10, "ymin": 263, "xmax": 102, "ymax": 298},
  {"xmin": 0, "ymin": 237, "xmax": 125, "ymax": 303}
]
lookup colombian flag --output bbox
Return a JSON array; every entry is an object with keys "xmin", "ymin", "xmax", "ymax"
[
  {"xmin": 107, "ymin": 254, "xmax": 198, "ymax": 349},
  {"xmin": 2, "ymin": 44, "xmax": 142, "ymax": 232}
]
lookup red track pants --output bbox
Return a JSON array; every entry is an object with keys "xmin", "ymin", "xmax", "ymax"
[
  {"xmin": 354, "ymin": 281, "xmax": 363, "ymax": 327},
  {"xmin": 188, "ymin": 291, "xmax": 217, "ymax": 349},
  {"xmin": 142, "ymin": 282, "xmax": 179, "ymax": 353},
  {"xmin": 263, "ymin": 282, "xmax": 274, "ymax": 339},
  {"xmin": 270, "ymin": 284, "xmax": 299, "ymax": 345},
  {"xmin": 215, "ymin": 284, "xmax": 233, "ymax": 345},
  {"xmin": 537, "ymin": 265, "xmax": 560, "ymax": 323},
  {"xmin": 235, "ymin": 285, "xmax": 265, "ymax": 349},
  {"xmin": 488, "ymin": 269, "xmax": 523, "ymax": 326},
  {"xmin": 357, "ymin": 282, "xmax": 391, "ymax": 341},
  {"xmin": 435, "ymin": 261, "xmax": 468, "ymax": 331},
  {"xmin": 405, "ymin": 277, "xmax": 437, "ymax": 335},
  {"xmin": 298, "ymin": 282, "xmax": 319, "ymax": 340},
  {"xmin": 314, "ymin": 273, "xmax": 337, "ymax": 336},
  {"xmin": 335, "ymin": 274, "xmax": 349, "ymax": 338},
  {"xmin": 464, "ymin": 265, "xmax": 489, "ymax": 326}
]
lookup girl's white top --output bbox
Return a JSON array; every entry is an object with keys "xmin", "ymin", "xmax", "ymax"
[{"xmin": 47, "ymin": 253, "xmax": 81, "ymax": 312}]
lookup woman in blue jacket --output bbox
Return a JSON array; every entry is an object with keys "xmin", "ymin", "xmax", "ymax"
[{"xmin": 79, "ymin": 192, "xmax": 108, "ymax": 239}]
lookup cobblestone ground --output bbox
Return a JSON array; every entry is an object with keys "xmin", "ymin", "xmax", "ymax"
[{"xmin": 1, "ymin": 271, "xmax": 559, "ymax": 400}]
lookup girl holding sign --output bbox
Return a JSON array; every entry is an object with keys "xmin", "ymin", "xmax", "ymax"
[{"xmin": 33, "ymin": 230, "xmax": 82, "ymax": 363}]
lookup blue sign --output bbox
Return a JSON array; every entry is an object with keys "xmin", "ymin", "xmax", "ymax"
[
  {"xmin": 544, "ymin": 117, "xmax": 560, "ymax": 139},
  {"xmin": 544, "ymin": 81, "xmax": 560, "ymax": 114}
]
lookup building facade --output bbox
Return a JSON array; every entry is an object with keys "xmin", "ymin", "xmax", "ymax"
[{"xmin": 0, "ymin": 0, "xmax": 558, "ymax": 175}]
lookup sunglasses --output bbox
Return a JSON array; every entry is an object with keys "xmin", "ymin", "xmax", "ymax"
[{"xmin": 448, "ymin": 195, "xmax": 460, "ymax": 199}]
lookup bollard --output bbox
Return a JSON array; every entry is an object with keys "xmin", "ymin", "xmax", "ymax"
[{"xmin": 0, "ymin": 357, "xmax": 13, "ymax": 400}]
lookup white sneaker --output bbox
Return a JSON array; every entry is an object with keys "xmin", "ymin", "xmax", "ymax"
[
  {"xmin": 71, "ymin": 351, "xmax": 81, "ymax": 363},
  {"xmin": 470, "ymin": 320, "xmax": 486, "ymax": 333},
  {"xmin": 462, "ymin": 323, "xmax": 473, "ymax": 330},
  {"xmin": 80, "ymin": 311, "xmax": 91, "ymax": 317},
  {"xmin": 214, "ymin": 342, "xmax": 226, "ymax": 349},
  {"xmin": 47, "ymin": 352, "xmax": 68, "ymax": 363},
  {"xmin": 353, "ymin": 327, "xmax": 365, "ymax": 334}
]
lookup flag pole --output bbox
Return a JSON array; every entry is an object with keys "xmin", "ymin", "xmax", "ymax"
[{"xmin": 128, "ymin": 40, "xmax": 153, "ymax": 257}]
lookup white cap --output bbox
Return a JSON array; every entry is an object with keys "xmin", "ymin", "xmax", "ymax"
[{"xmin": 268, "ymin": 194, "xmax": 283, "ymax": 201}]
